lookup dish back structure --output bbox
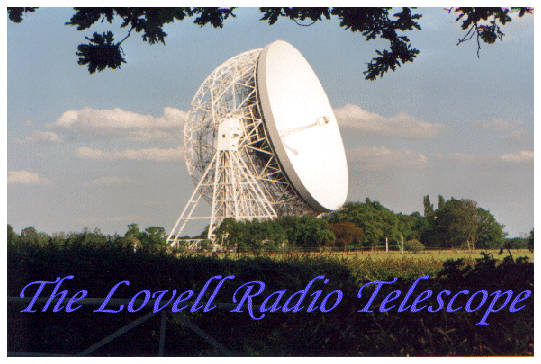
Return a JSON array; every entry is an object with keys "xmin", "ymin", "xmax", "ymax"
[{"xmin": 167, "ymin": 47, "xmax": 313, "ymax": 249}]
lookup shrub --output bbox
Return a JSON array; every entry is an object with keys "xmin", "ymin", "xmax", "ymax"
[{"xmin": 404, "ymin": 239, "xmax": 425, "ymax": 253}]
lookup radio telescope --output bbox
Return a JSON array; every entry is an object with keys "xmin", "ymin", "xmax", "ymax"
[{"xmin": 167, "ymin": 40, "xmax": 348, "ymax": 249}]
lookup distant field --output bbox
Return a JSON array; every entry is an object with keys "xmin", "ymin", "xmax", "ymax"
[
  {"xmin": 315, "ymin": 249, "xmax": 534, "ymax": 262},
  {"xmin": 227, "ymin": 249, "xmax": 534, "ymax": 263}
]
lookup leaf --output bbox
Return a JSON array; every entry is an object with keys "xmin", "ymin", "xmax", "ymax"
[
  {"xmin": 7, "ymin": 7, "xmax": 37, "ymax": 23},
  {"xmin": 75, "ymin": 31, "xmax": 126, "ymax": 74}
]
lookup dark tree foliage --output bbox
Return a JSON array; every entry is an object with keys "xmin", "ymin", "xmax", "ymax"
[
  {"xmin": 6, "ymin": 194, "xmax": 508, "ymax": 254},
  {"xmin": 7, "ymin": 7, "xmax": 533, "ymax": 79},
  {"xmin": 420, "ymin": 195, "xmax": 505, "ymax": 250},
  {"xmin": 214, "ymin": 216, "xmax": 334, "ymax": 253},
  {"xmin": 259, "ymin": 7, "xmax": 422, "ymax": 80},
  {"xmin": 328, "ymin": 220, "xmax": 364, "ymax": 251},
  {"xmin": 450, "ymin": 7, "xmax": 532, "ymax": 57},
  {"xmin": 7, "ymin": 236, "xmax": 533, "ymax": 355},
  {"xmin": 6, "ymin": 7, "xmax": 37, "ymax": 23},
  {"xmin": 7, "ymin": 224, "xmax": 17, "ymax": 246},
  {"xmin": 67, "ymin": 7, "xmax": 236, "ymax": 74},
  {"xmin": 503, "ymin": 236, "xmax": 528, "ymax": 251},
  {"xmin": 76, "ymin": 31, "xmax": 126, "ymax": 74}
]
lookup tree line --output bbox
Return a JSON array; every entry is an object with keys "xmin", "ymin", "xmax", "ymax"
[
  {"xmin": 8, "ymin": 195, "xmax": 533, "ymax": 253},
  {"xmin": 212, "ymin": 195, "xmax": 522, "ymax": 253},
  {"xmin": 7, "ymin": 223, "xmax": 168, "ymax": 254}
]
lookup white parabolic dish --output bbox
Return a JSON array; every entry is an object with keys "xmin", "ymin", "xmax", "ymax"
[{"xmin": 257, "ymin": 40, "xmax": 348, "ymax": 211}]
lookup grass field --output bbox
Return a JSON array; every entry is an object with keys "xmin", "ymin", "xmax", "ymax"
[
  {"xmin": 309, "ymin": 249, "xmax": 534, "ymax": 262},
  {"xmin": 222, "ymin": 248, "xmax": 534, "ymax": 264},
  {"xmin": 217, "ymin": 248, "xmax": 534, "ymax": 285}
]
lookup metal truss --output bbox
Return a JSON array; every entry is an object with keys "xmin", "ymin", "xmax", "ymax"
[{"xmin": 167, "ymin": 48, "xmax": 313, "ymax": 249}]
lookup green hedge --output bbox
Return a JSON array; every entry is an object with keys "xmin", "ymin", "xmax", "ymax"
[{"xmin": 7, "ymin": 244, "xmax": 533, "ymax": 356}]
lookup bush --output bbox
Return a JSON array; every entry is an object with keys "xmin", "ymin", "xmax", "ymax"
[
  {"xmin": 6, "ymin": 241, "xmax": 534, "ymax": 356},
  {"xmin": 404, "ymin": 239, "xmax": 425, "ymax": 253}
]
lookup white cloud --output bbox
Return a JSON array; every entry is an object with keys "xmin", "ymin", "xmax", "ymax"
[
  {"xmin": 437, "ymin": 150, "xmax": 533, "ymax": 166},
  {"xmin": 7, "ymin": 170, "xmax": 50, "ymax": 185},
  {"xmin": 50, "ymin": 107, "xmax": 188, "ymax": 142},
  {"xmin": 473, "ymin": 118, "xmax": 533, "ymax": 146},
  {"xmin": 76, "ymin": 146, "xmax": 184, "ymax": 162},
  {"xmin": 347, "ymin": 146, "xmax": 429, "ymax": 170},
  {"xmin": 500, "ymin": 150, "xmax": 534, "ymax": 164},
  {"xmin": 503, "ymin": 129, "xmax": 534, "ymax": 146},
  {"xmin": 82, "ymin": 176, "xmax": 137, "ymax": 187},
  {"xmin": 334, "ymin": 104, "xmax": 445, "ymax": 139},
  {"xmin": 13, "ymin": 130, "xmax": 63, "ymax": 145},
  {"xmin": 474, "ymin": 118, "xmax": 524, "ymax": 132},
  {"xmin": 443, "ymin": 153, "xmax": 488, "ymax": 166}
]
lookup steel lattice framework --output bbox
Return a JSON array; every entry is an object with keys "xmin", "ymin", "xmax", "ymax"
[{"xmin": 167, "ymin": 48, "xmax": 312, "ymax": 248}]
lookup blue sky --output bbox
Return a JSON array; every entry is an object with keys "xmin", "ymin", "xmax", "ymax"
[{"xmin": 6, "ymin": 7, "xmax": 534, "ymax": 237}]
